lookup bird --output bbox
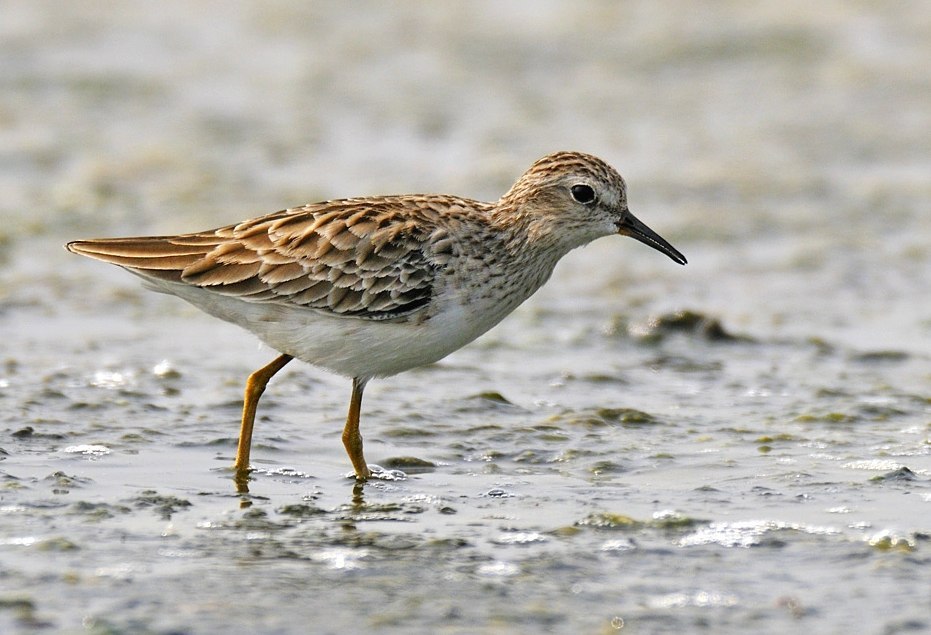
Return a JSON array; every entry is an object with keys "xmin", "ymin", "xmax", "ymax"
[{"xmin": 66, "ymin": 151, "xmax": 686, "ymax": 484}]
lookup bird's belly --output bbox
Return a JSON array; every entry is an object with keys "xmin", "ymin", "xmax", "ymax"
[
  {"xmin": 142, "ymin": 266, "xmax": 540, "ymax": 379},
  {"xmin": 261, "ymin": 302, "xmax": 486, "ymax": 378},
  {"xmin": 157, "ymin": 281, "xmax": 510, "ymax": 379}
]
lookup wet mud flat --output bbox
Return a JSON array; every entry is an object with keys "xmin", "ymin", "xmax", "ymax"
[
  {"xmin": 2, "ymin": 1, "xmax": 930, "ymax": 633},
  {"xmin": 2, "ymin": 287, "xmax": 929, "ymax": 633}
]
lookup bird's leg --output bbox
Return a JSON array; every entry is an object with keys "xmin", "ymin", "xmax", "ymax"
[
  {"xmin": 234, "ymin": 354, "xmax": 293, "ymax": 478},
  {"xmin": 342, "ymin": 377, "xmax": 371, "ymax": 480}
]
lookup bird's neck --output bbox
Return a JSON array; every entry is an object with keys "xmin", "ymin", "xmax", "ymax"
[{"xmin": 489, "ymin": 204, "xmax": 579, "ymax": 262}]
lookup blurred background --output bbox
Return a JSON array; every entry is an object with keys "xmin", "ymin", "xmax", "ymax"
[
  {"xmin": 2, "ymin": 1, "xmax": 928, "ymax": 348},
  {"xmin": 1, "ymin": 2, "xmax": 929, "ymax": 633}
]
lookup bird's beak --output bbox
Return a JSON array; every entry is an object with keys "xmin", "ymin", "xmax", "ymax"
[{"xmin": 617, "ymin": 210, "xmax": 687, "ymax": 265}]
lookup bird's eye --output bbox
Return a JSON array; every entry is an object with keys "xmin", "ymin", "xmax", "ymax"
[{"xmin": 570, "ymin": 184, "xmax": 596, "ymax": 204}]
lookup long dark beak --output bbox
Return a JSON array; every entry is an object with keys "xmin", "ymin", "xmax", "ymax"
[{"xmin": 617, "ymin": 210, "xmax": 687, "ymax": 265}]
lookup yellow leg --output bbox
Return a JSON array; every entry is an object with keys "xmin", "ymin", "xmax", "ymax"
[
  {"xmin": 342, "ymin": 377, "xmax": 371, "ymax": 480},
  {"xmin": 234, "ymin": 354, "xmax": 293, "ymax": 476}
]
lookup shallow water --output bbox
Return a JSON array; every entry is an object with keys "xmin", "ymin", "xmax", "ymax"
[{"xmin": 1, "ymin": 2, "xmax": 930, "ymax": 633}]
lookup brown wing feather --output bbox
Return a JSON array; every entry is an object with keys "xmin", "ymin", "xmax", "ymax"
[
  {"xmin": 66, "ymin": 196, "xmax": 459, "ymax": 320},
  {"xmin": 66, "ymin": 235, "xmax": 219, "ymax": 282}
]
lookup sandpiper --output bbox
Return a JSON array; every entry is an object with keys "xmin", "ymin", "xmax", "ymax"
[{"xmin": 67, "ymin": 151, "xmax": 686, "ymax": 483}]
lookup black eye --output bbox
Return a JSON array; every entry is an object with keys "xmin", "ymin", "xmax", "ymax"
[{"xmin": 570, "ymin": 184, "xmax": 596, "ymax": 204}]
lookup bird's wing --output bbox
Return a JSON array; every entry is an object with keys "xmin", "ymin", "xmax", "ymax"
[{"xmin": 67, "ymin": 197, "xmax": 451, "ymax": 321}]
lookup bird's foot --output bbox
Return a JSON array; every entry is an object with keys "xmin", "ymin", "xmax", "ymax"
[{"xmin": 346, "ymin": 464, "xmax": 407, "ymax": 482}]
